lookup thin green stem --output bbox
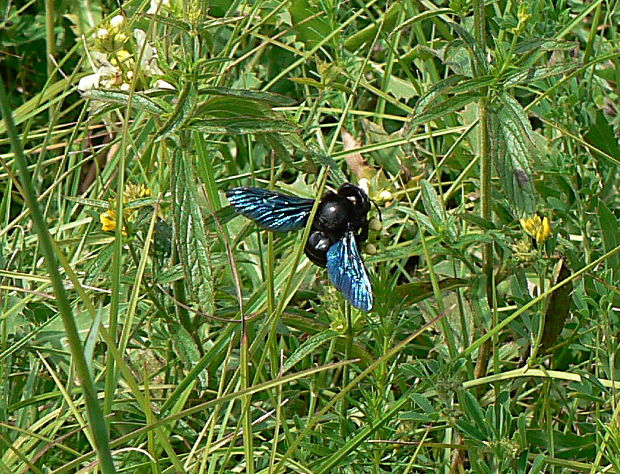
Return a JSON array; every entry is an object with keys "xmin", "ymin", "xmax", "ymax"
[
  {"xmin": 45, "ymin": 0, "xmax": 55, "ymax": 81},
  {"xmin": 473, "ymin": 0, "xmax": 493, "ymax": 382},
  {"xmin": 0, "ymin": 77, "xmax": 116, "ymax": 473}
]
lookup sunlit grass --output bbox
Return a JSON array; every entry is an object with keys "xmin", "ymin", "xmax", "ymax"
[{"xmin": 1, "ymin": 0, "xmax": 619, "ymax": 472}]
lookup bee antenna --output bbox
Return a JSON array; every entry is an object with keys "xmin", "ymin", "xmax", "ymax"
[{"xmin": 371, "ymin": 200, "xmax": 383, "ymax": 222}]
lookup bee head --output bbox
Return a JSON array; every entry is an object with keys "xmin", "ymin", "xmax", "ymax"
[{"xmin": 337, "ymin": 183, "xmax": 371, "ymax": 215}]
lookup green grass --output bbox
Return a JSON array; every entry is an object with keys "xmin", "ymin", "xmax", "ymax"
[{"xmin": 1, "ymin": 0, "xmax": 620, "ymax": 472}]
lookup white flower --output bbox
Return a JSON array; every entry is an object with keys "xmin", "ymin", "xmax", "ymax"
[
  {"xmin": 110, "ymin": 15, "xmax": 125, "ymax": 28},
  {"xmin": 378, "ymin": 190, "xmax": 393, "ymax": 201},
  {"xmin": 98, "ymin": 66, "xmax": 122, "ymax": 88},
  {"xmin": 147, "ymin": 0, "xmax": 170, "ymax": 14},
  {"xmin": 133, "ymin": 29, "xmax": 163, "ymax": 76},
  {"xmin": 92, "ymin": 51, "xmax": 109, "ymax": 64},
  {"xmin": 96, "ymin": 28, "xmax": 109, "ymax": 39},
  {"xmin": 358, "ymin": 178, "xmax": 369, "ymax": 195},
  {"xmin": 78, "ymin": 65, "xmax": 120, "ymax": 91},
  {"xmin": 153, "ymin": 79, "xmax": 175, "ymax": 90},
  {"xmin": 78, "ymin": 71, "xmax": 102, "ymax": 92}
]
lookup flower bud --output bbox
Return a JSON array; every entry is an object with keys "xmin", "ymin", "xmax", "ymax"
[
  {"xmin": 110, "ymin": 15, "xmax": 125, "ymax": 28},
  {"xmin": 378, "ymin": 190, "xmax": 392, "ymax": 201},
  {"xmin": 365, "ymin": 243, "xmax": 377, "ymax": 254},
  {"xmin": 369, "ymin": 217, "xmax": 382, "ymax": 232}
]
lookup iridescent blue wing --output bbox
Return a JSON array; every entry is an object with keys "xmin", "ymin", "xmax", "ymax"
[
  {"xmin": 226, "ymin": 187, "xmax": 314, "ymax": 232},
  {"xmin": 326, "ymin": 231, "xmax": 373, "ymax": 312}
]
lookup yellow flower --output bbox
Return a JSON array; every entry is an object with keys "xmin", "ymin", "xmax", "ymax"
[
  {"xmin": 100, "ymin": 184, "xmax": 151, "ymax": 235},
  {"xmin": 112, "ymin": 49, "xmax": 132, "ymax": 65},
  {"xmin": 123, "ymin": 183, "xmax": 151, "ymax": 202},
  {"xmin": 100, "ymin": 209, "xmax": 127, "ymax": 236},
  {"xmin": 520, "ymin": 214, "xmax": 551, "ymax": 244}
]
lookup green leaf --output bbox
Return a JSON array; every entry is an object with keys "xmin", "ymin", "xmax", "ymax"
[
  {"xmin": 459, "ymin": 391, "xmax": 488, "ymax": 436},
  {"xmin": 420, "ymin": 179, "xmax": 447, "ymax": 232},
  {"xmin": 395, "ymin": 278, "xmax": 468, "ymax": 305},
  {"xmin": 173, "ymin": 150, "xmax": 214, "ymax": 315},
  {"xmin": 189, "ymin": 116, "xmax": 299, "ymax": 135},
  {"xmin": 514, "ymin": 38, "xmax": 576, "ymax": 55},
  {"xmin": 282, "ymin": 330, "xmax": 339, "ymax": 373},
  {"xmin": 414, "ymin": 75, "xmax": 467, "ymax": 114},
  {"xmin": 597, "ymin": 199, "xmax": 620, "ymax": 279},
  {"xmin": 489, "ymin": 93, "xmax": 537, "ymax": 216},
  {"xmin": 200, "ymin": 86, "xmax": 296, "ymax": 106},
  {"xmin": 504, "ymin": 62, "xmax": 579, "ymax": 87},
  {"xmin": 528, "ymin": 454, "xmax": 547, "ymax": 473},
  {"xmin": 155, "ymin": 82, "xmax": 194, "ymax": 142},
  {"xmin": 82, "ymin": 89, "xmax": 166, "ymax": 115},
  {"xmin": 539, "ymin": 259, "xmax": 573, "ymax": 354},
  {"xmin": 64, "ymin": 196, "xmax": 110, "ymax": 209},
  {"xmin": 172, "ymin": 326, "xmax": 208, "ymax": 388},
  {"xmin": 411, "ymin": 92, "xmax": 482, "ymax": 127},
  {"xmin": 446, "ymin": 21, "xmax": 488, "ymax": 74},
  {"xmin": 289, "ymin": 0, "xmax": 333, "ymax": 49},
  {"xmin": 344, "ymin": 3, "xmax": 403, "ymax": 51},
  {"xmin": 390, "ymin": 8, "xmax": 454, "ymax": 36},
  {"xmin": 585, "ymin": 110, "xmax": 620, "ymax": 159}
]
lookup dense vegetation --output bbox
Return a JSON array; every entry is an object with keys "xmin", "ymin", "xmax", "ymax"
[{"xmin": 1, "ymin": 0, "xmax": 619, "ymax": 472}]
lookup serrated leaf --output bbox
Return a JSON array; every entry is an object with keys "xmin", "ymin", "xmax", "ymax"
[
  {"xmin": 414, "ymin": 75, "xmax": 466, "ymax": 114},
  {"xmin": 504, "ymin": 62, "xmax": 579, "ymax": 87},
  {"xmin": 173, "ymin": 152, "xmax": 214, "ymax": 314},
  {"xmin": 156, "ymin": 83, "xmax": 194, "ymax": 142},
  {"xmin": 514, "ymin": 38, "xmax": 575, "ymax": 55},
  {"xmin": 172, "ymin": 326, "xmax": 208, "ymax": 388},
  {"xmin": 489, "ymin": 93, "xmax": 537, "ymax": 216},
  {"xmin": 420, "ymin": 179, "xmax": 447, "ymax": 233},
  {"xmin": 282, "ymin": 330, "xmax": 339, "ymax": 373},
  {"xmin": 200, "ymin": 86, "xmax": 296, "ymax": 106},
  {"xmin": 82, "ymin": 89, "xmax": 166, "ymax": 114},
  {"xmin": 64, "ymin": 196, "xmax": 110, "ymax": 209},
  {"xmin": 190, "ymin": 116, "xmax": 299, "ymax": 135},
  {"xmin": 411, "ymin": 92, "xmax": 482, "ymax": 127}
]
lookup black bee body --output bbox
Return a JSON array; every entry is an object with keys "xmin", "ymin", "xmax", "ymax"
[
  {"xmin": 226, "ymin": 182, "xmax": 374, "ymax": 311},
  {"xmin": 304, "ymin": 184, "xmax": 370, "ymax": 266}
]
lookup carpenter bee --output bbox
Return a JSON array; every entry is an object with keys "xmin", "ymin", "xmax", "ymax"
[{"xmin": 226, "ymin": 183, "xmax": 373, "ymax": 311}]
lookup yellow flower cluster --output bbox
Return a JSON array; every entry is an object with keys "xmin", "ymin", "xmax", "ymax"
[
  {"xmin": 100, "ymin": 184, "xmax": 151, "ymax": 235},
  {"xmin": 123, "ymin": 184, "xmax": 151, "ymax": 201},
  {"xmin": 100, "ymin": 209, "xmax": 121, "ymax": 233},
  {"xmin": 520, "ymin": 214, "xmax": 552, "ymax": 244}
]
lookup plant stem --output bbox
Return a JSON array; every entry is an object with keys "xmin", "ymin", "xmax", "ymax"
[
  {"xmin": 473, "ymin": 0, "xmax": 493, "ymax": 380},
  {"xmin": 0, "ymin": 77, "xmax": 116, "ymax": 473}
]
